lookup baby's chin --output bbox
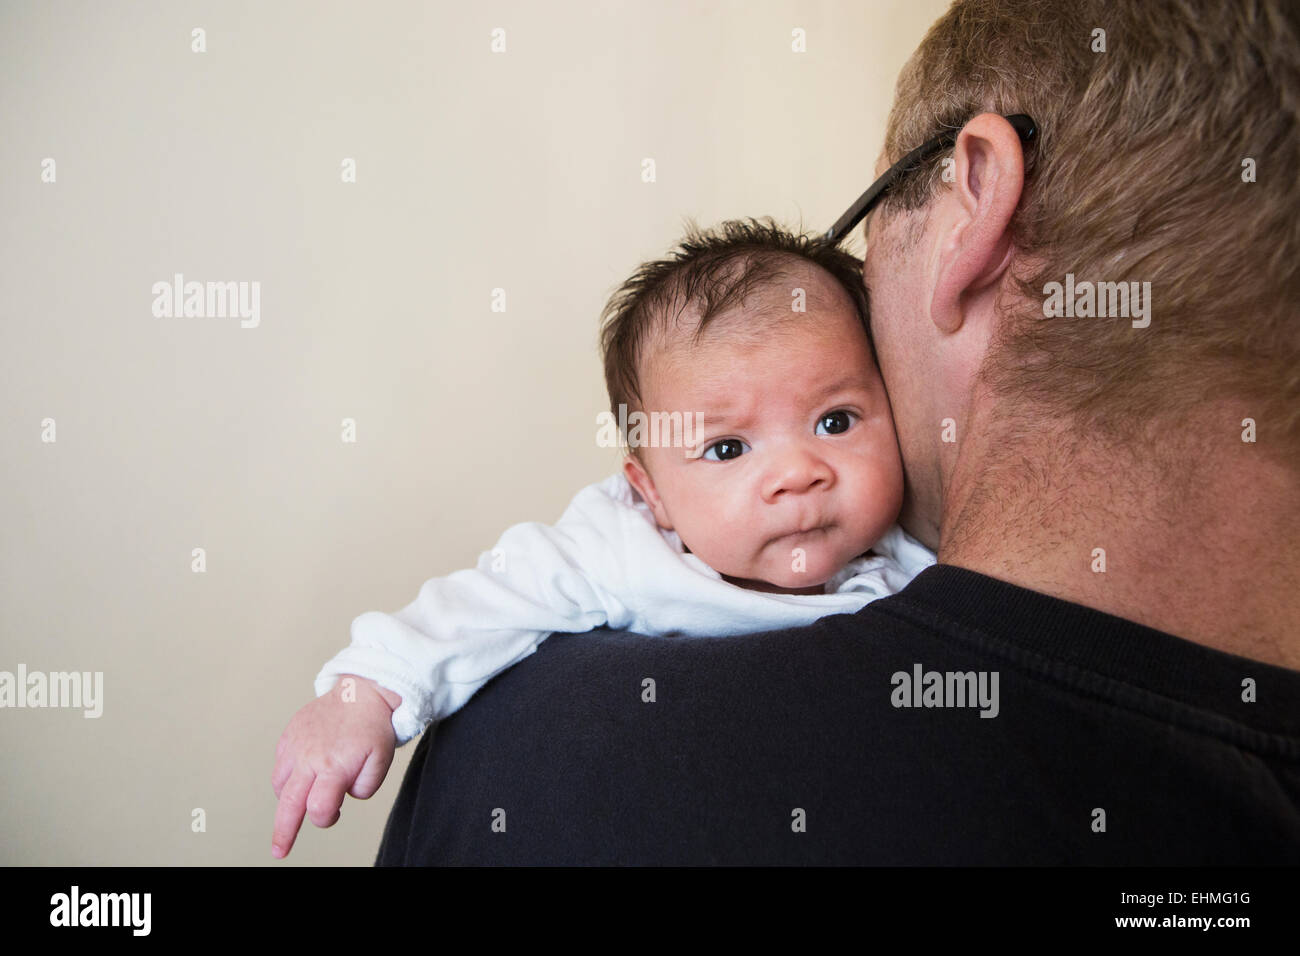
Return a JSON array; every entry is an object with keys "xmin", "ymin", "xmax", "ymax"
[
  {"xmin": 696, "ymin": 529, "xmax": 876, "ymax": 594},
  {"xmin": 718, "ymin": 552, "xmax": 846, "ymax": 594},
  {"xmin": 758, "ymin": 566, "xmax": 835, "ymax": 592}
]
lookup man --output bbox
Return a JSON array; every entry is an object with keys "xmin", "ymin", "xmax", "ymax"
[{"xmin": 373, "ymin": 0, "xmax": 1300, "ymax": 864}]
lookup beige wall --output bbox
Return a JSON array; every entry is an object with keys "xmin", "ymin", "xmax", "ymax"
[{"xmin": 0, "ymin": 0, "xmax": 952, "ymax": 865}]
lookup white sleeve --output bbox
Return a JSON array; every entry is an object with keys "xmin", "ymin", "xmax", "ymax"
[{"xmin": 313, "ymin": 475, "xmax": 643, "ymax": 744}]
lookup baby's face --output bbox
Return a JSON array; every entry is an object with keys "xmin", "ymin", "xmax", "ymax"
[{"xmin": 624, "ymin": 271, "xmax": 904, "ymax": 593}]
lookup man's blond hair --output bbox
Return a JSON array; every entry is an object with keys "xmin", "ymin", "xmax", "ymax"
[{"xmin": 882, "ymin": 0, "xmax": 1299, "ymax": 460}]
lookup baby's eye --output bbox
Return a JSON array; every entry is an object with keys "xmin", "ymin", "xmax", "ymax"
[
  {"xmin": 816, "ymin": 410, "xmax": 857, "ymax": 435},
  {"xmin": 701, "ymin": 438, "xmax": 749, "ymax": 462}
]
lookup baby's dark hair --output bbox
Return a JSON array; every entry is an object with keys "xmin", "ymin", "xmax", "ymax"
[{"xmin": 599, "ymin": 217, "xmax": 871, "ymax": 438}]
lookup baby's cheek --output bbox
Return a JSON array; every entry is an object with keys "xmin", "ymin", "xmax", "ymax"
[
  {"xmin": 855, "ymin": 460, "xmax": 905, "ymax": 538},
  {"xmin": 679, "ymin": 505, "xmax": 750, "ymax": 574},
  {"xmin": 859, "ymin": 428, "xmax": 905, "ymax": 496}
]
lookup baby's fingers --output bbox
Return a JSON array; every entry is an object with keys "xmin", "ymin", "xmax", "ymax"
[
  {"xmin": 271, "ymin": 733, "xmax": 297, "ymax": 798},
  {"xmin": 272, "ymin": 766, "xmax": 315, "ymax": 859},
  {"xmin": 349, "ymin": 746, "xmax": 395, "ymax": 801},
  {"xmin": 305, "ymin": 764, "xmax": 351, "ymax": 829}
]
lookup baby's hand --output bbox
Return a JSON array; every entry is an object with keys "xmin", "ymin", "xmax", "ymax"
[{"xmin": 270, "ymin": 675, "xmax": 403, "ymax": 859}]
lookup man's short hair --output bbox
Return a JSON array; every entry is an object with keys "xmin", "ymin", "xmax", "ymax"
[{"xmin": 881, "ymin": 0, "xmax": 1299, "ymax": 460}]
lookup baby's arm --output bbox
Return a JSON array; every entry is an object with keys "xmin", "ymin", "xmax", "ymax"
[
  {"xmin": 270, "ymin": 477, "xmax": 641, "ymax": 857},
  {"xmin": 315, "ymin": 477, "xmax": 640, "ymax": 742}
]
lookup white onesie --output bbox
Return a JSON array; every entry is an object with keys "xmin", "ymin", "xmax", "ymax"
[{"xmin": 314, "ymin": 472, "xmax": 937, "ymax": 743}]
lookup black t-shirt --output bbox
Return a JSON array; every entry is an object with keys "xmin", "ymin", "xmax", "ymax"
[{"xmin": 375, "ymin": 564, "xmax": 1300, "ymax": 864}]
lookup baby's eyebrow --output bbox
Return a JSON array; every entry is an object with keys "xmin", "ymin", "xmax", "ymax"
[
  {"xmin": 810, "ymin": 373, "xmax": 875, "ymax": 402},
  {"xmin": 688, "ymin": 374, "xmax": 874, "ymax": 431},
  {"xmin": 691, "ymin": 406, "xmax": 756, "ymax": 431}
]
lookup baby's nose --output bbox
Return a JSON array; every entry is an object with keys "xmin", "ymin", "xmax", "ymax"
[{"xmin": 762, "ymin": 448, "xmax": 833, "ymax": 500}]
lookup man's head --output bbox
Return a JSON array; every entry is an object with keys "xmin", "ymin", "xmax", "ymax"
[
  {"xmin": 599, "ymin": 219, "xmax": 904, "ymax": 592},
  {"xmin": 861, "ymin": 0, "xmax": 1300, "ymax": 548}
]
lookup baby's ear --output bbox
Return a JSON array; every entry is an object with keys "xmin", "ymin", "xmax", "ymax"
[{"xmin": 623, "ymin": 455, "xmax": 674, "ymax": 531}]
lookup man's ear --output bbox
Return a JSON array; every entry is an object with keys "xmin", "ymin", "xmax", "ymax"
[
  {"xmin": 930, "ymin": 112, "xmax": 1025, "ymax": 334},
  {"xmin": 623, "ymin": 454, "xmax": 674, "ymax": 531}
]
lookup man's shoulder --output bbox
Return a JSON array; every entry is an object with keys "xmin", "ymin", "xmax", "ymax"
[{"xmin": 378, "ymin": 568, "xmax": 1300, "ymax": 865}]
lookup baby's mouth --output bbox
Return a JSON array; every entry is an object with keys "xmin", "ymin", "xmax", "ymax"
[{"xmin": 771, "ymin": 523, "xmax": 831, "ymax": 545}]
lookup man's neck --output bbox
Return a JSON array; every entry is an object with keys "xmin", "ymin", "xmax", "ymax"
[{"xmin": 936, "ymin": 407, "xmax": 1300, "ymax": 671}]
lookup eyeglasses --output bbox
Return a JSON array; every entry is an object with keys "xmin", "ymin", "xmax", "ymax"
[{"xmin": 824, "ymin": 114, "xmax": 1037, "ymax": 244}]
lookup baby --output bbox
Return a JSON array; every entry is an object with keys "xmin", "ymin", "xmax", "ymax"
[{"xmin": 270, "ymin": 217, "xmax": 936, "ymax": 858}]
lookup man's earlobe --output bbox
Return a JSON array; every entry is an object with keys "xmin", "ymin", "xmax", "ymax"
[
  {"xmin": 623, "ymin": 455, "xmax": 674, "ymax": 531},
  {"xmin": 930, "ymin": 112, "xmax": 1025, "ymax": 335}
]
